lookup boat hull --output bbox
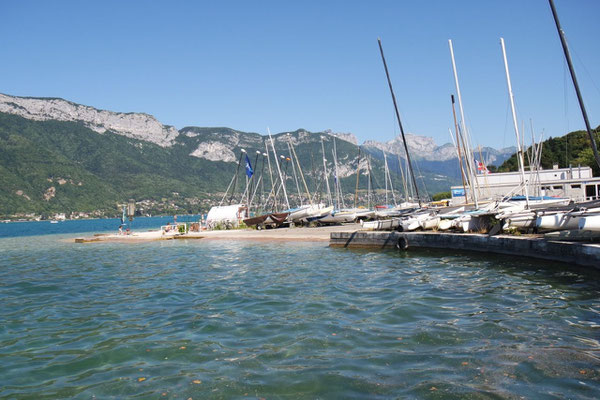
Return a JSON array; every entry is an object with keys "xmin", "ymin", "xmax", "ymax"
[{"xmin": 579, "ymin": 215, "xmax": 600, "ymax": 231}]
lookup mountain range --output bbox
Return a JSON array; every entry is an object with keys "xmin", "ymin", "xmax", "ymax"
[{"xmin": 0, "ymin": 93, "xmax": 515, "ymax": 219}]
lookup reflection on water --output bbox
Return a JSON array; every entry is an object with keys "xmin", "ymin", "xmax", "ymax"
[{"xmin": 0, "ymin": 233, "xmax": 599, "ymax": 398}]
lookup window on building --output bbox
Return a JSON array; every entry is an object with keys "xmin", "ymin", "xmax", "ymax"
[
  {"xmin": 552, "ymin": 185, "xmax": 563, "ymax": 190},
  {"xmin": 586, "ymin": 185, "xmax": 596, "ymax": 199},
  {"xmin": 571, "ymin": 184, "xmax": 581, "ymax": 189}
]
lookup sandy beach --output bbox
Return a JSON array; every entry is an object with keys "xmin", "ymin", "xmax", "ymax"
[{"xmin": 74, "ymin": 223, "xmax": 362, "ymax": 243}]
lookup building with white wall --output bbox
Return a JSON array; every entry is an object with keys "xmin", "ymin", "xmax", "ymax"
[{"xmin": 450, "ymin": 165, "xmax": 600, "ymax": 204}]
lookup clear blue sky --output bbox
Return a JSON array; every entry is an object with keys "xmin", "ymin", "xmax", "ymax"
[{"xmin": 1, "ymin": 0, "xmax": 598, "ymax": 149}]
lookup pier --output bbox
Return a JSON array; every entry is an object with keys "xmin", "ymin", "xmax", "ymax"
[{"xmin": 330, "ymin": 230, "xmax": 600, "ymax": 269}]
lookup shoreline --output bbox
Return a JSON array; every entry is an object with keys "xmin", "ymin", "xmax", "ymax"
[
  {"xmin": 73, "ymin": 224, "xmax": 600, "ymax": 269},
  {"xmin": 74, "ymin": 224, "xmax": 361, "ymax": 243}
]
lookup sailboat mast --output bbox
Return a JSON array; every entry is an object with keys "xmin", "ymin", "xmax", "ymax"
[
  {"xmin": 248, "ymin": 150, "xmax": 260, "ymax": 209},
  {"xmin": 320, "ymin": 137, "xmax": 333, "ymax": 207},
  {"xmin": 228, "ymin": 149, "xmax": 245, "ymax": 205},
  {"xmin": 500, "ymin": 37, "xmax": 530, "ymax": 208},
  {"xmin": 384, "ymin": 152, "xmax": 389, "ymax": 205},
  {"xmin": 286, "ymin": 139, "xmax": 303, "ymax": 206},
  {"xmin": 448, "ymin": 39, "xmax": 479, "ymax": 208},
  {"xmin": 268, "ymin": 129, "xmax": 290, "ymax": 210},
  {"xmin": 451, "ymin": 95, "xmax": 469, "ymax": 204},
  {"xmin": 396, "ymin": 154, "xmax": 409, "ymax": 202},
  {"xmin": 260, "ymin": 152, "xmax": 267, "ymax": 211},
  {"xmin": 377, "ymin": 38, "xmax": 421, "ymax": 207},
  {"xmin": 332, "ymin": 138, "xmax": 344, "ymax": 209},
  {"xmin": 288, "ymin": 135, "xmax": 312, "ymax": 205},
  {"xmin": 389, "ymin": 157, "xmax": 397, "ymax": 206},
  {"xmin": 367, "ymin": 156, "xmax": 373, "ymax": 209},
  {"xmin": 354, "ymin": 147, "xmax": 361, "ymax": 208},
  {"xmin": 548, "ymin": 0, "xmax": 600, "ymax": 170},
  {"xmin": 264, "ymin": 141, "xmax": 274, "ymax": 195}
]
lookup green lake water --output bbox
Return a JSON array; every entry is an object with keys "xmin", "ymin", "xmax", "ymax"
[{"xmin": 1, "ymin": 228, "xmax": 599, "ymax": 399}]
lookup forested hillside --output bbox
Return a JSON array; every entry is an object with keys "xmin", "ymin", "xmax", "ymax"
[{"xmin": 498, "ymin": 126, "xmax": 600, "ymax": 176}]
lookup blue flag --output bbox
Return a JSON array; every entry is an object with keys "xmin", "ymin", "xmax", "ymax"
[{"xmin": 245, "ymin": 154, "xmax": 254, "ymax": 178}]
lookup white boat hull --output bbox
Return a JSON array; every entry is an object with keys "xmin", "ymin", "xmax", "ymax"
[
  {"xmin": 361, "ymin": 218, "xmax": 400, "ymax": 231},
  {"xmin": 536, "ymin": 213, "xmax": 581, "ymax": 231},
  {"xmin": 437, "ymin": 219, "xmax": 453, "ymax": 230},
  {"xmin": 579, "ymin": 215, "xmax": 600, "ymax": 231},
  {"xmin": 504, "ymin": 214, "xmax": 536, "ymax": 230},
  {"xmin": 419, "ymin": 216, "xmax": 441, "ymax": 230}
]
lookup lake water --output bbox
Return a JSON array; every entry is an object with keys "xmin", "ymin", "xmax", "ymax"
[{"xmin": 1, "ymin": 218, "xmax": 599, "ymax": 398}]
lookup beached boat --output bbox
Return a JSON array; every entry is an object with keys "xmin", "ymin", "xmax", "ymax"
[
  {"xmin": 419, "ymin": 216, "xmax": 441, "ymax": 230},
  {"xmin": 243, "ymin": 213, "xmax": 269, "ymax": 226},
  {"xmin": 578, "ymin": 215, "xmax": 600, "ymax": 231},
  {"xmin": 302, "ymin": 206, "xmax": 334, "ymax": 224},
  {"xmin": 244, "ymin": 211, "xmax": 290, "ymax": 228},
  {"xmin": 537, "ymin": 212, "xmax": 582, "ymax": 231},
  {"xmin": 374, "ymin": 204, "xmax": 420, "ymax": 219},
  {"xmin": 319, "ymin": 207, "xmax": 366, "ymax": 225},
  {"xmin": 398, "ymin": 211, "xmax": 432, "ymax": 231},
  {"xmin": 286, "ymin": 204, "xmax": 325, "ymax": 224},
  {"xmin": 503, "ymin": 213, "xmax": 537, "ymax": 231},
  {"xmin": 437, "ymin": 219, "xmax": 453, "ymax": 230},
  {"xmin": 361, "ymin": 218, "xmax": 401, "ymax": 231},
  {"xmin": 206, "ymin": 204, "xmax": 248, "ymax": 229}
]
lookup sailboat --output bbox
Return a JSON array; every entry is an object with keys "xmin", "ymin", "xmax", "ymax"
[
  {"xmin": 361, "ymin": 39, "xmax": 424, "ymax": 231},
  {"xmin": 280, "ymin": 134, "xmax": 331, "ymax": 225},
  {"xmin": 499, "ymin": 2, "xmax": 600, "ymax": 236},
  {"xmin": 243, "ymin": 133, "xmax": 291, "ymax": 229},
  {"xmin": 317, "ymin": 137, "xmax": 377, "ymax": 225}
]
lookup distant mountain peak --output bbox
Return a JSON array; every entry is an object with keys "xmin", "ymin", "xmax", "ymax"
[
  {"xmin": 363, "ymin": 133, "xmax": 515, "ymax": 165},
  {"xmin": 0, "ymin": 93, "xmax": 178, "ymax": 147},
  {"xmin": 325, "ymin": 129, "xmax": 358, "ymax": 145}
]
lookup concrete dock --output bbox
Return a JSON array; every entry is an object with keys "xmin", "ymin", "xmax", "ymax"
[{"xmin": 330, "ymin": 231, "xmax": 600, "ymax": 269}]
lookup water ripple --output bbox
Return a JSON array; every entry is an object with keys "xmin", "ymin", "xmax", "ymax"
[{"xmin": 0, "ymin": 238, "xmax": 599, "ymax": 398}]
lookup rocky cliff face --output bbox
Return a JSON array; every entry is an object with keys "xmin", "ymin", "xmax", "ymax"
[
  {"xmin": 0, "ymin": 93, "xmax": 178, "ymax": 147},
  {"xmin": 326, "ymin": 130, "xmax": 358, "ymax": 145},
  {"xmin": 0, "ymin": 93, "xmax": 513, "ymax": 166}
]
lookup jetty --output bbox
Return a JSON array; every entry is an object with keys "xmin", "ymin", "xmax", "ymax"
[{"xmin": 330, "ymin": 230, "xmax": 600, "ymax": 269}]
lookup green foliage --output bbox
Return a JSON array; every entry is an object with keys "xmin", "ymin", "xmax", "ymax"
[
  {"xmin": 0, "ymin": 113, "xmax": 234, "ymax": 217},
  {"xmin": 432, "ymin": 191, "xmax": 451, "ymax": 201},
  {"xmin": 0, "ymin": 113, "xmax": 469, "ymax": 216},
  {"xmin": 498, "ymin": 127, "xmax": 600, "ymax": 176}
]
